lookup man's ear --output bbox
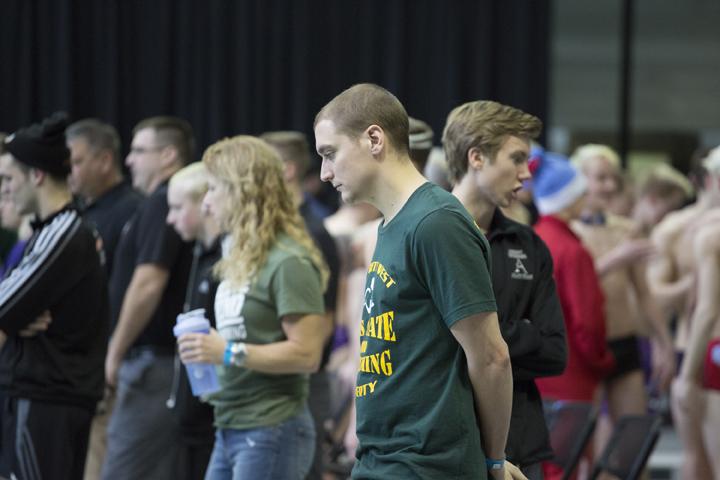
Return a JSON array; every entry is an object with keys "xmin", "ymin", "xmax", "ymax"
[
  {"xmin": 283, "ymin": 160, "xmax": 298, "ymax": 183},
  {"xmin": 366, "ymin": 125, "xmax": 385, "ymax": 156},
  {"xmin": 467, "ymin": 147, "xmax": 487, "ymax": 171},
  {"xmin": 97, "ymin": 149, "xmax": 115, "ymax": 175},
  {"xmin": 160, "ymin": 145, "xmax": 180, "ymax": 168},
  {"xmin": 29, "ymin": 168, "xmax": 45, "ymax": 186}
]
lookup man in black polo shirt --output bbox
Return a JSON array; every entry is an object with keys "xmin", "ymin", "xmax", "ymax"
[
  {"xmin": 445, "ymin": 101, "xmax": 567, "ymax": 480},
  {"xmin": 65, "ymin": 118, "xmax": 143, "ymax": 480},
  {"xmin": 101, "ymin": 117, "xmax": 194, "ymax": 480},
  {"xmin": 0, "ymin": 113, "xmax": 109, "ymax": 479},
  {"xmin": 67, "ymin": 119, "xmax": 143, "ymax": 277}
]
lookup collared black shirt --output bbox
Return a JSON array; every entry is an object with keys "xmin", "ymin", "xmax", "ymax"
[
  {"xmin": 109, "ymin": 182, "xmax": 193, "ymax": 349},
  {"xmin": 82, "ymin": 181, "xmax": 143, "ymax": 279},
  {"xmin": 487, "ymin": 208, "xmax": 567, "ymax": 466}
]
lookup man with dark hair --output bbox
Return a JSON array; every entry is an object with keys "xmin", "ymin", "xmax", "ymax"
[
  {"xmin": 445, "ymin": 100, "xmax": 566, "ymax": 480},
  {"xmin": 66, "ymin": 118, "xmax": 143, "ymax": 480},
  {"xmin": 314, "ymin": 84, "xmax": 522, "ymax": 479},
  {"xmin": 101, "ymin": 116, "xmax": 194, "ymax": 480},
  {"xmin": 0, "ymin": 113, "xmax": 109, "ymax": 479},
  {"xmin": 67, "ymin": 119, "xmax": 143, "ymax": 276}
]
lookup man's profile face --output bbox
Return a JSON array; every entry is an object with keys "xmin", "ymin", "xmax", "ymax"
[
  {"xmin": 0, "ymin": 154, "xmax": 36, "ymax": 216},
  {"xmin": 68, "ymin": 137, "xmax": 104, "ymax": 201},
  {"xmin": 315, "ymin": 119, "xmax": 375, "ymax": 205},
  {"xmin": 583, "ymin": 155, "xmax": 618, "ymax": 211},
  {"xmin": 126, "ymin": 128, "xmax": 166, "ymax": 195},
  {"xmin": 166, "ymin": 184, "xmax": 203, "ymax": 241},
  {"xmin": 475, "ymin": 135, "xmax": 531, "ymax": 209}
]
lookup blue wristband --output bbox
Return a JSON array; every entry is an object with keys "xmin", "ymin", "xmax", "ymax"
[
  {"xmin": 486, "ymin": 458, "xmax": 505, "ymax": 470},
  {"xmin": 223, "ymin": 344, "xmax": 233, "ymax": 366}
]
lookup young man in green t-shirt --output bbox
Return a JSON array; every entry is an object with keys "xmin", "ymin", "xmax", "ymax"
[{"xmin": 314, "ymin": 83, "xmax": 524, "ymax": 480}]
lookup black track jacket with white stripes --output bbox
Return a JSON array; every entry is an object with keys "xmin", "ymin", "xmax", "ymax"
[{"xmin": 0, "ymin": 205, "xmax": 108, "ymax": 410}]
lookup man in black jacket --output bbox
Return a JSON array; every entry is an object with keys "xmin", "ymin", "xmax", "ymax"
[
  {"xmin": 0, "ymin": 113, "xmax": 109, "ymax": 479},
  {"xmin": 444, "ymin": 101, "xmax": 567, "ymax": 479}
]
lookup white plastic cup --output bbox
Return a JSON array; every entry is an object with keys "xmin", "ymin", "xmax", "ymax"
[{"xmin": 174, "ymin": 308, "xmax": 221, "ymax": 396}]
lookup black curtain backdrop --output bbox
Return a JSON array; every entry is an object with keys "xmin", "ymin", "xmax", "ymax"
[{"xmin": 0, "ymin": 0, "xmax": 549, "ymax": 161}]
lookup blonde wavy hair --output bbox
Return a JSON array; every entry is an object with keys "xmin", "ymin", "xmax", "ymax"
[{"xmin": 203, "ymin": 135, "xmax": 329, "ymax": 291}]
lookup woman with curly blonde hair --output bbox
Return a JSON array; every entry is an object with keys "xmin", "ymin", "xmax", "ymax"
[{"xmin": 177, "ymin": 135, "xmax": 331, "ymax": 480}]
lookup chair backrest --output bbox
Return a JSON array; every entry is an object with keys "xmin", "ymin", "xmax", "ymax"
[
  {"xmin": 544, "ymin": 401, "xmax": 598, "ymax": 480},
  {"xmin": 589, "ymin": 414, "xmax": 663, "ymax": 480}
]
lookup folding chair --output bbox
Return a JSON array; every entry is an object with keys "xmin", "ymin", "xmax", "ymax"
[
  {"xmin": 589, "ymin": 414, "xmax": 663, "ymax": 480},
  {"xmin": 544, "ymin": 401, "xmax": 598, "ymax": 480}
]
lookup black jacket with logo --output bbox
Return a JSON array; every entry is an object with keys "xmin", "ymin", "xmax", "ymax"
[{"xmin": 486, "ymin": 209, "xmax": 567, "ymax": 466}]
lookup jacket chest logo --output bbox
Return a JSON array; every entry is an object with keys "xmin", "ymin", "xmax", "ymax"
[{"xmin": 508, "ymin": 249, "xmax": 533, "ymax": 280}]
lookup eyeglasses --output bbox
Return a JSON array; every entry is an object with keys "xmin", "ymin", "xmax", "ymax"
[{"xmin": 129, "ymin": 145, "xmax": 167, "ymax": 155}]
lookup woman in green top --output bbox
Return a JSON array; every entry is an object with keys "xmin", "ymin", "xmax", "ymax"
[{"xmin": 177, "ymin": 135, "xmax": 330, "ymax": 480}]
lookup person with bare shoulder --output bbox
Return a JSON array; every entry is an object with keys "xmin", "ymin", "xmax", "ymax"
[
  {"xmin": 670, "ymin": 148, "xmax": 720, "ymax": 480},
  {"xmin": 648, "ymin": 146, "xmax": 720, "ymax": 480},
  {"xmin": 570, "ymin": 145, "xmax": 675, "ymax": 459}
]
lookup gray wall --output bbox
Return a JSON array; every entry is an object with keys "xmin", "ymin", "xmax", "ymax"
[{"xmin": 549, "ymin": 0, "xmax": 720, "ymax": 154}]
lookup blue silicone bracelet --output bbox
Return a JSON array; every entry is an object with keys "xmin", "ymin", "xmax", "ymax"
[
  {"xmin": 486, "ymin": 457, "xmax": 505, "ymax": 470},
  {"xmin": 223, "ymin": 344, "xmax": 233, "ymax": 366}
]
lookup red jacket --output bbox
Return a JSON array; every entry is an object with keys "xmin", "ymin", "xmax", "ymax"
[{"xmin": 533, "ymin": 215, "xmax": 615, "ymax": 401}]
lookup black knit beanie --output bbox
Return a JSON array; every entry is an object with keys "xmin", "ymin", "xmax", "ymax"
[{"xmin": 3, "ymin": 112, "xmax": 71, "ymax": 176}]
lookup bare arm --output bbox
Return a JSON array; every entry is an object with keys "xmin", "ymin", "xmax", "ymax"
[
  {"xmin": 450, "ymin": 311, "xmax": 512, "ymax": 461},
  {"xmin": 646, "ymin": 229, "xmax": 693, "ymax": 311},
  {"xmin": 105, "ymin": 264, "xmax": 170, "ymax": 386},
  {"xmin": 178, "ymin": 312, "xmax": 332, "ymax": 374},
  {"xmin": 595, "ymin": 238, "xmax": 655, "ymax": 278},
  {"xmin": 679, "ymin": 228, "xmax": 720, "ymax": 382},
  {"xmin": 0, "ymin": 330, "xmax": 6, "ymax": 348},
  {"xmin": 630, "ymin": 261, "xmax": 675, "ymax": 389}
]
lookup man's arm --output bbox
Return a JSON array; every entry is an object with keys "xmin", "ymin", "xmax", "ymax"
[
  {"xmin": 508, "ymin": 240, "xmax": 567, "ymax": 380},
  {"xmin": 0, "ymin": 213, "xmax": 90, "ymax": 334},
  {"xmin": 630, "ymin": 261, "xmax": 675, "ymax": 389},
  {"xmin": 678, "ymin": 227, "xmax": 720, "ymax": 382},
  {"xmin": 105, "ymin": 264, "xmax": 169, "ymax": 386},
  {"xmin": 646, "ymin": 226, "xmax": 693, "ymax": 311},
  {"xmin": 450, "ymin": 311, "xmax": 512, "ymax": 461}
]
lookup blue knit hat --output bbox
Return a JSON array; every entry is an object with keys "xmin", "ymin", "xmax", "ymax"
[{"xmin": 530, "ymin": 147, "xmax": 587, "ymax": 215}]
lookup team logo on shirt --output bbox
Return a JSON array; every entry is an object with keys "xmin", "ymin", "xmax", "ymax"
[
  {"xmin": 508, "ymin": 249, "xmax": 533, "ymax": 280},
  {"xmin": 357, "ymin": 261, "xmax": 398, "ymax": 399},
  {"xmin": 215, "ymin": 281, "xmax": 250, "ymax": 340}
]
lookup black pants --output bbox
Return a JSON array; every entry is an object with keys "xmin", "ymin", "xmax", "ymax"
[
  {"xmin": 0, "ymin": 397, "xmax": 93, "ymax": 480},
  {"xmin": 176, "ymin": 440, "xmax": 214, "ymax": 480}
]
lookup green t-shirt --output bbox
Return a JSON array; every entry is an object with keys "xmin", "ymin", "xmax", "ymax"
[
  {"xmin": 210, "ymin": 235, "xmax": 325, "ymax": 429},
  {"xmin": 353, "ymin": 182, "xmax": 497, "ymax": 479}
]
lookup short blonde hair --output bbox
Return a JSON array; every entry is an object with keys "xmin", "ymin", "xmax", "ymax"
[
  {"xmin": 571, "ymin": 144, "xmax": 621, "ymax": 172},
  {"xmin": 169, "ymin": 162, "xmax": 209, "ymax": 202}
]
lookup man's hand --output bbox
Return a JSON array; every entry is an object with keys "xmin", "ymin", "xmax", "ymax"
[
  {"xmin": 178, "ymin": 328, "xmax": 227, "ymax": 365},
  {"xmin": 650, "ymin": 339, "xmax": 676, "ymax": 392},
  {"xmin": 19, "ymin": 310, "xmax": 52, "ymax": 337},
  {"xmin": 671, "ymin": 376, "xmax": 705, "ymax": 414},
  {"xmin": 489, "ymin": 460, "xmax": 528, "ymax": 480},
  {"xmin": 105, "ymin": 349, "xmax": 123, "ymax": 389},
  {"xmin": 598, "ymin": 239, "xmax": 656, "ymax": 275}
]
